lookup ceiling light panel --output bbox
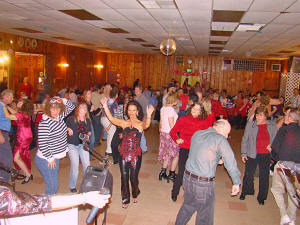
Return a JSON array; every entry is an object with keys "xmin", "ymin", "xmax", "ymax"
[
  {"xmin": 236, "ymin": 23, "xmax": 265, "ymax": 31},
  {"xmin": 138, "ymin": 0, "xmax": 160, "ymax": 9},
  {"xmin": 156, "ymin": 1, "xmax": 177, "ymax": 9},
  {"xmin": 212, "ymin": 22, "xmax": 239, "ymax": 31}
]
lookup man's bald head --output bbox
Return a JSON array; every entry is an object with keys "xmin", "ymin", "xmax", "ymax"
[{"xmin": 213, "ymin": 119, "xmax": 231, "ymax": 138}]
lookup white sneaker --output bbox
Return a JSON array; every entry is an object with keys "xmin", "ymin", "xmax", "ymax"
[
  {"xmin": 280, "ymin": 215, "xmax": 291, "ymax": 225},
  {"xmin": 288, "ymin": 221, "xmax": 295, "ymax": 225}
]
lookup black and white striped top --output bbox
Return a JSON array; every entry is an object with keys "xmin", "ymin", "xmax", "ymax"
[{"xmin": 37, "ymin": 99, "xmax": 75, "ymax": 161}]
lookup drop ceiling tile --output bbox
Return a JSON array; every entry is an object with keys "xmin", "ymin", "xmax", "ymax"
[
  {"xmin": 13, "ymin": 3, "xmax": 51, "ymax": 10},
  {"xmin": 240, "ymin": 11, "xmax": 279, "ymax": 24},
  {"xmin": 148, "ymin": 9, "xmax": 181, "ymax": 21},
  {"xmin": 6, "ymin": 0, "xmax": 34, "ymax": 3},
  {"xmin": 88, "ymin": 9, "xmax": 127, "ymax": 20},
  {"xmin": 230, "ymin": 31, "xmax": 256, "ymax": 39},
  {"xmin": 117, "ymin": 9, "xmax": 153, "ymax": 20},
  {"xmin": 213, "ymin": 0, "xmax": 252, "ymax": 11},
  {"xmin": 84, "ymin": 20, "xmax": 116, "ymax": 28},
  {"xmin": 211, "ymin": 22, "xmax": 238, "ymax": 31},
  {"xmin": 0, "ymin": 1, "xmax": 25, "ymax": 11},
  {"xmin": 101, "ymin": 0, "xmax": 143, "ymax": 9},
  {"xmin": 186, "ymin": 21, "xmax": 210, "ymax": 29},
  {"xmin": 261, "ymin": 24, "xmax": 294, "ymax": 34},
  {"xmin": 249, "ymin": 0, "xmax": 295, "ymax": 12},
  {"xmin": 134, "ymin": 20, "xmax": 163, "ymax": 29},
  {"xmin": 67, "ymin": 0, "xmax": 110, "ymax": 9},
  {"xmin": 35, "ymin": 0, "xmax": 79, "ymax": 10},
  {"xmin": 59, "ymin": 9, "xmax": 102, "ymax": 20},
  {"xmin": 175, "ymin": 0, "xmax": 212, "ymax": 10},
  {"xmin": 211, "ymin": 30, "xmax": 233, "ymax": 36},
  {"xmin": 180, "ymin": 10, "xmax": 211, "ymax": 22},
  {"xmin": 38, "ymin": 10, "xmax": 80, "ymax": 20},
  {"xmin": 271, "ymin": 13, "xmax": 300, "ymax": 25}
]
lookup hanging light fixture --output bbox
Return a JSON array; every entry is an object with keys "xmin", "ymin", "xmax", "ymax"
[{"xmin": 160, "ymin": 38, "xmax": 176, "ymax": 56}]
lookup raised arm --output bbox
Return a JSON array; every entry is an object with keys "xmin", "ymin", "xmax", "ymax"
[
  {"xmin": 143, "ymin": 105, "xmax": 154, "ymax": 130},
  {"xmin": 100, "ymin": 97, "xmax": 127, "ymax": 128},
  {"xmin": 0, "ymin": 102, "xmax": 17, "ymax": 120}
]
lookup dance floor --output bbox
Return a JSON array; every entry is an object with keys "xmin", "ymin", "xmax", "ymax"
[{"xmin": 15, "ymin": 123, "xmax": 299, "ymax": 225}]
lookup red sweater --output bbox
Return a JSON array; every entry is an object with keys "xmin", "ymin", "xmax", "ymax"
[
  {"xmin": 170, "ymin": 115, "xmax": 211, "ymax": 149},
  {"xmin": 211, "ymin": 100, "xmax": 223, "ymax": 117},
  {"xmin": 179, "ymin": 93, "xmax": 188, "ymax": 111},
  {"xmin": 238, "ymin": 102, "xmax": 252, "ymax": 117},
  {"xmin": 256, "ymin": 124, "xmax": 270, "ymax": 154}
]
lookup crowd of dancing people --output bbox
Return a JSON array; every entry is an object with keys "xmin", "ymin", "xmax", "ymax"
[{"xmin": 0, "ymin": 76, "xmax": 300, "ymax": 224}]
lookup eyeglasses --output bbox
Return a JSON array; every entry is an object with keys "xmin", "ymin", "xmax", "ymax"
[{"xmin": 49, "ymin": 97, "xmax": 62, "ymax": 104}]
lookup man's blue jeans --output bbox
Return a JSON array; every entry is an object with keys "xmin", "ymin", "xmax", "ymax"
[
  {"xmin": 175, "ymin": 173, "xmax": 215, "ymax": 225},
  {"xmin": 68, "ymin": 144, "xmax": 90, "ymax": 189},
  {"xmin": 35, "ymin": 155, "xmax": 60, "ymax": 195}
]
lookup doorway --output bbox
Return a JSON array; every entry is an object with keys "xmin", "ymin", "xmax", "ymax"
[{"xmin": 14, "ymin": 52, "xmax": 45, "ymax": 99}]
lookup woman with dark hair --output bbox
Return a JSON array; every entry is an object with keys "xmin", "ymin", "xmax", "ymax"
[
  {"xmin": 100, "ymin": 97, "xmax": 154, "ymax": 209},
  {"xmin": 35, "ymin": 96, "xmax": 75, "ymax": 194},
  {"xmin": 1, "ymin": 98, "xmax": 34, "ymax": 183},
  {"xmin": 169, "ymin": 103, "xmax": 211, "ymax": 201},
  {"xmin": 240, "ymin": 106, "xmax": 277, "ymax": 205},
  {"xmin": 66, "ymin": 102, "xmax": 92, "ymax": 193}
]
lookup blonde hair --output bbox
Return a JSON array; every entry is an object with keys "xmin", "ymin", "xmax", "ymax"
[
  {"xmin": 166, "ymin": 92, "xmax": 178, "ymax": 105},
  {"xmin": 202, "ymin": 97, "xmax": 212, "ymax": 114},
  {"xmin": 43, "ymin": 98, "xmax": 65, "ymax": 118}
]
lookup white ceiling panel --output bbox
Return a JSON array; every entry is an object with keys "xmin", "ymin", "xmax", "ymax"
[
  {"xmin": 175, "ymin": 0, "xmax": 212, "ymax": 10},
  {"xmin": 6, "ymin": 0, "xmax": 34, "ymax": 3},
  {"xmin": 88, "ymin": 9, "xmax": 127, "ymax": 20},
  {"xmin": 117, "ymin": 9, "xmax": 154, "ymax": 21},
  {"xmin": 186, "ymin": 21, "xmax": 210, "ymax": 29},
  {"xmin": 0, "ymin": 1, "xmax": 25, "ymax": 11},
  {"xmin": 180, "ymin": 10, "xmax": 211, "ymax": 22},
  {"xmin": 148, "ymin": 9, "xmax": 181, "ymax": 21},
  {"xmin": 34, "ymin": 0, "xmax": 79, "ymax": 10},
  {"xmin": 101, "ymin": 0, "xmax": 143, "ymax": 9},
  {"xmin": 210, "ymin": 36, "xmax": 230, "ymax": 41},
  {"xmin": 37, "ymin": 10, "xmax": 80, "ymax": 20},
  {"xmin": 230, "ymin": 31, "xmax": 256, "ymax": 39},
  {"xmin": 261, "ymin": 24, "xmax": 294, "ymax": 35},
  {"xmin": 67, "ymin": 0, "xmax": 110, "ymax": 9},
  {"xmin": 134, "ymin": 20, "xmax": 163, "ymax": 29},
  {"xmin": 287, "ymin": 1, "xmax": 300, "ymax": 12},
  {"xmin": 213, "ymin": 0, "xmax": 252, "ymax": 11},
  {"xmin": 271, "ymin": 13, "xmax": 300, "ymax": 25},
  {"xmin": 283, "ymin": 25, "xmax": 300, "ymax": 34},
  {"xmin": 13, "ymin": 3, "xmax": 51, "ymax": 10},
  {"xmin": 249, "ymin": 0, "xmax": 295, "ymax": 12},
  {"xmin": 240, "ymin": 11, "xmax": 279, "ymax": 24},
  {"xmin": 84, "ymin": 20, "xmax": 116, "ymax": 28}
]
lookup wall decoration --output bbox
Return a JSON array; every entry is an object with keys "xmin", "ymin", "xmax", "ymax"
[
  {"xmin": 280, "ymin": 73, "xmax": 300, "ymax": 104},
  {"xmin": 17, "ymin": 37, "xmax": 24, "ymax": 47},
  {"xmin": 31, "ymin": 39, "xmax": 37, "ymax": 49},
  {"xmin": 25, "ymin": 38, "xmax": 31, "ymax": 49}
]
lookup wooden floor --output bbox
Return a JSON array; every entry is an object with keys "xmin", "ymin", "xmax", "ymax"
[{"xmin": 15, "ymin": 123, "xmax": 299, "ymax": 225}]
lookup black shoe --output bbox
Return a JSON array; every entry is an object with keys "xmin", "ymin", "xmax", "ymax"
[
  {"xmin": 167, "ymin": 171, "xmax": 176, "ymax": 183},
  {"xmin": 159, "ymin": 168, "xmax": 167, "ymax": 181},
  {"xmin": 239, "ymin": 193, "xmax": 245, "ymax": 200},
  {"xmin": 258, "ymin": 200, "xmax": 264, "ymax": 205},
  {"xmin": 171, "ymin": 195, "xmax": 177, "ymax": 202},
  {"xmin": 70, "ymin": 188, "xmax": 77, "ymax": 193},
  {"xmin": 21, "ymin": 175, "xmax": 33, "ymax": 184}
]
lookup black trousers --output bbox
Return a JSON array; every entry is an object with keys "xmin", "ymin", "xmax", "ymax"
[
  {"xmin": 111, "ymin": 127, "xmax": 122, "ymax": 164},
  {"xmin": 119, "ymin": 155, "xmax": 142, "ymax": 204},
  {"xmin": 172, "ymin": 148, "xmax": 189, "ymax": 197},
  {"xmin": 241, "ymin": 153, "xmax": 270, "ymax": 201},
  {"xmin": 231, "ymin": 114, "xmax": 247, "ymax": 129}
]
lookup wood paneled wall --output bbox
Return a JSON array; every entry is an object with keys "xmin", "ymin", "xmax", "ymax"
[
  {"xmin": 0, "ymin": 32, "xmax": 107, "ymax": 95},
  {"xmin": 107, "ymin": 53, "xmax": 286, "ymax": 96}
]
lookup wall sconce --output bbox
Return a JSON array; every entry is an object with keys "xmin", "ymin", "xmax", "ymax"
[
  {"xmin": 60, "ymin": 63, "xmax": 69, "ymax": 67},
  {"xmin": 95, "ymin": 64, "xmax": 104, "ymax": 69}
]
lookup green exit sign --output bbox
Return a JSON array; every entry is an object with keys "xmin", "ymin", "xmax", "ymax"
[{"xmin": 186, "ymin": 69, "xmax": 192, "ymax": 72}]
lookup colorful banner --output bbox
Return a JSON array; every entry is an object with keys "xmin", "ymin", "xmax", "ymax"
[{"xmin": 172, "ymin": 69, "xmax": 208, "ymax": 76}]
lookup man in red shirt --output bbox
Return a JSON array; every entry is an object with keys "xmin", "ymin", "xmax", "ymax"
[
  {"xmin": 20, "ymin": 77, "xmax": 33, "ymax": 99},
  {"xmin": 178, "ymin": 88, "xmax": 188, "ymax": 117}
]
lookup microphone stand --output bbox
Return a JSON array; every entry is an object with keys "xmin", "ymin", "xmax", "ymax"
[{"xmin": 82, "ymin": 138, "xmax": 110, "ymax": 225}]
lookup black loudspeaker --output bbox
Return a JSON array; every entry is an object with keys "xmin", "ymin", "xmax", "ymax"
[{"xmin": 79, "ymin": 166, "xmax": 113, "ymax": 224}]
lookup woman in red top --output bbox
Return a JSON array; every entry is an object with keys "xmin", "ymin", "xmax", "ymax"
[
  {"xmin": 169, "ymin": 103, "xmax": 210, "ymax": 202},
  {"xmin": 233, "ymin": 96, "xmax": 252, "ymax": 129},
  {"xmin": 240, "ymin": 106, "xmax": 277, "ymax": 205}
]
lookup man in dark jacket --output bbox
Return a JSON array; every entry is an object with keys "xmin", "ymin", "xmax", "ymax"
[{"xmin": 271, "ymin": 109, "xmax": 300, "ymax": 225}]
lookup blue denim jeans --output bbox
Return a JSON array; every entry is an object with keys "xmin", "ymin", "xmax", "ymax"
[
  {"xmin": 35, "ymin": 155, "xmax": 60, "ymax": 195},
  {"xmin": 140, "ymin": 131, "xmax": 147, "ymax": 152},
  {"xmin": 68, "ymin": 144, "xmax": 90, "ymax": 189},
  {"xmin": 175, "ymin": 173, "xmax": 215, "ymax": 225}
]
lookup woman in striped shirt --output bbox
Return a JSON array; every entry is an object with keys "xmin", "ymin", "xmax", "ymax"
[{"xmin": 35, "ymin": 97, "xmax": 75, "ymax": 195}]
